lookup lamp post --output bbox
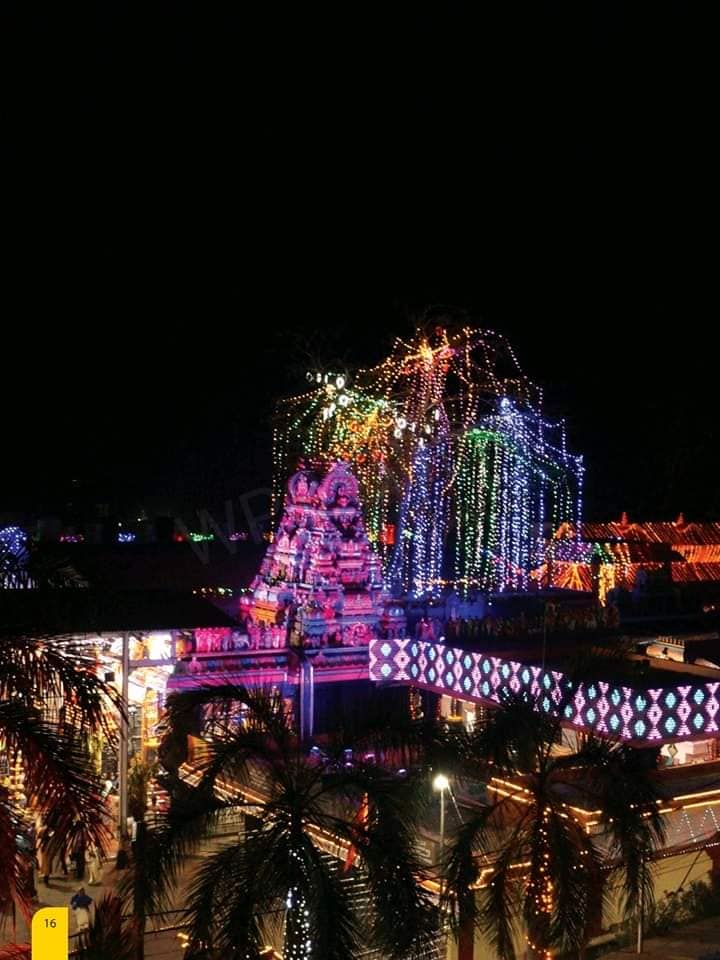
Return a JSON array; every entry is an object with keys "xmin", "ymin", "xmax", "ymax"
[
  {"xmin": 637, "ymin": 855, "xmax": 645, "ymax": 954},
  {"xmin": 119, "ymin": 631, "xmax": 130, "ymax": 837},
  {"xmin": 433, "ymin": 772, "xmax": 450, "ymax": 933},
  {"xmin": 434, "ymin": 773, "xmax": 449, "ymax": 852}
]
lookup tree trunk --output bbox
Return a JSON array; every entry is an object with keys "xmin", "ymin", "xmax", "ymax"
[
  {"xmin": 284, "ymin": 886, "xmax": 310, "ymax": 959},
  {"xmin": 457, "ymin": 894, "xmax": 475, "ymax": 960}
]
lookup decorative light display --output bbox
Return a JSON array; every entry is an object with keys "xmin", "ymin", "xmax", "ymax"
[
  {"xmin": 274, "ymin": 327, "xmax": 583, "ymax": 596},
  {"xmin": 369, "ymin": 636, "xmax": 720, "ymax": 745},
  {"xmin": 0, "ymin": 525, "xmax": 31, "ymax": 588},
  {"xmin": 525, "ymin": 808, "xmax": 554, "ymax": 960},
  {"xmin": 285, "ymin": 849, "xmax": 312, "ymax": 959},
  {"xmin": 0, "ymin": 525, "xmax": 26, "ymax": 556},
  {"xmin": 455, "ymin": 401, "xmax": 583, "ymax": 592},
  {"xmin": 188, "ymin": 532, "xmax": 215, "ymax": 543},
  {"xmin": 545, "ymin": 520, "xmax": 720, "ymax": 596},
  {"xmin": 117, "ymin": 531, "xmax": 136, "ymax": 543},
  {"xmin": 387, "ymin": 431, "xmax": 452, "ymax": 596}
]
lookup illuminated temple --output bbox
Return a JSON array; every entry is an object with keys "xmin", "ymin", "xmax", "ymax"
[
  {"xmin": 240, "ymin": 459, "xmax": 405, "ymax": 648},
  {"xmin": 7, "ymin": 328, "xmax": 720, "ymax": 960}
]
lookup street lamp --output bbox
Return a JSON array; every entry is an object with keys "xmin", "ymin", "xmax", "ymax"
[
  {"xmin": 433, "ymin": 773, "xmax": 450, "ymax": 916},
  {"xmin": 433, "ymin": 774, "xmax": 449, "ymax": 851}
]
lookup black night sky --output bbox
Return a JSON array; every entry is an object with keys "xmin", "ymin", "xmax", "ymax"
[{"xmin": 3, "ymin": 5, "xmax": 715, "ymax": 525}]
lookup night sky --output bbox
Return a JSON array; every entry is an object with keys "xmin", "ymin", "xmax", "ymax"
[{"xmin": 3, "ymin": 5, "xmax": 715, "ymax": 523}]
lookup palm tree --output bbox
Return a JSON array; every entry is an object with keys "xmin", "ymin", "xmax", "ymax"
[
  {"xmin": 442, "ymin": 692, "xmax": 666, "ymax": 960},
  {"xmin": 0, "ymin": 632, "xmax": 120, "ymax": 927},
  {"xmin": 125, "ymin": 683, "xmax": 439, "ymax": 960},
  {"xmin": 75, "ymin": 895, "xmax": 135, "ymax": 960}
]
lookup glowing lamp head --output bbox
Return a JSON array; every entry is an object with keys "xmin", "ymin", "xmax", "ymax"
[{"xmin": 433, "ymin": 773, "xmax": 449, "ymax": 792}]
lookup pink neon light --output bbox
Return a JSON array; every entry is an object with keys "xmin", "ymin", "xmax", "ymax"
[{"xmin": 369, "ymin": 638, "xmax": 720, "ymax": 745}]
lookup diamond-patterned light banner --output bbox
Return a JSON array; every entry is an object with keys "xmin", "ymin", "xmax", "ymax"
[{"xmin": 369, "ymin": 638, "xmax": 720, "ymax": 744}]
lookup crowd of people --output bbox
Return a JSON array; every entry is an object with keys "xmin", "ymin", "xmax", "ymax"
[
  {"xmin": 424, "ymin": 601, "xmax": 622, "ymax": 646},
  {"xmin": 12, "ymin": 775, "xmax": 125, "ymax": 931}
]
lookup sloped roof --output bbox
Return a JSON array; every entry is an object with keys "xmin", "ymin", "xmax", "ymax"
[
  {"xmin": 0, "ymin": 589, "xmax": 238, "ymax": 636},
  {"xmin": 32, "ymin": 541, "xmax": 264, "ymax": 592},
  {"xmin": 571, "ymin": 521, "xmax": 720, "ymax": 546},
  {"xmin": 671, "ymin": 562, "xmax": 720, "ymax": 582}
]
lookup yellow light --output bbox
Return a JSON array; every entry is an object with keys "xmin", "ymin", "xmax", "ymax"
[
  {"xmin": 673, "ymin": 787, "xmax": 720, "ymax": 802},
  {"xmin": 433, "ymin": 773, "xmax": 450, "ymax": 792}
]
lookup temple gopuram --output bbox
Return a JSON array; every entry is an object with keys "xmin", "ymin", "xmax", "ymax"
[{"xmin": 240, "ymin": 460, "xmax": 404, "ymax": 649}]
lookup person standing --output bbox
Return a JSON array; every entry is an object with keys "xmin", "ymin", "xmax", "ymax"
[
  {"xmin": 37, "ymin": 828, "xmax": 52, "ymax": 887},
  {"xmin": 70, "ymin": 887, "xmax": 93, "ymax": 932},
  {"xmin": 86, "ymin": 844, "xmax": 102, "ymax": 885},
  {"xmin": 73, "ymin": 830, "xmax": 86, "ymax": 880}
]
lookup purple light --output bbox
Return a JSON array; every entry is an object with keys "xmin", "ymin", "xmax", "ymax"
[
  {"xmin": 0, "ymin": 526, "xmax": 27, "ymax": 555},
  {"xmin": 369, "ymin": 637, "xmax": 720, "ymax": 745}
]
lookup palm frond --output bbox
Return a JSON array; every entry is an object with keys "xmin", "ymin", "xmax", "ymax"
[
  {"xmin": 471, "ymin": 691, "xmax": 559, "ymax": 774},
  {"xmin": 75, "ymin": 894, "xmax": 135, "ymax": 960},
  {"xmin": 357, "ymin": 779, "xmax": 439, "ymax": 958},
  {"xmin": 0, "ymin": 701, "xmax": 110, "ymax": 858},
  {"xmin": 575, "ymin": 738, "xmax": 665, "ymax": 918},
  {"xmin": 477, "ymin": 838, "xmax": 524, "ymax": 960},
  {"xmin": 118, "ymin": 778, "xmax": 234, "ymax": 917},
  {"xmin": 0, "ymin": 634, "xmax": 120, "ymax": 738},
  {"xmin": 545, "ymin": 805, "xmax": 607, "ymax": 953},
  {"xmin": 185, "ymin": 826, "xmax": 289, "ymax": 957},
  {"xmin": 0, "ymin": 786, "xmax": 34, "ymax": 931},
  {"xmin": 294, "ymin": 834, "xmax": 361, "ymax": 960}
]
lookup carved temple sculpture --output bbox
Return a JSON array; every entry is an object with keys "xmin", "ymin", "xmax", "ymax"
[{"xmin": 240, "ymin": 461, "xmax": 405, "ymax": 650}]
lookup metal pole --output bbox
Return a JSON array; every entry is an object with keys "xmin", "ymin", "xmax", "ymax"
[
  {"xmin": 440, "ymin": 788, "xmax": 445, "ymax": 860},
  {"xmin": 307, "ymin": 660, "xmax": 314, "ymax": 740},
  {"xmin": 119, "ymin": 631, "xmax": 130, "ymax": 837},
  {"xmin": 439, "ymin": 787, "xmax": 447, "ymax": 956},
  {"xmin": 636, "ymin": 858, "xmax": 644, "ymax": 954},
  {"xmin": 439, "ymin": 786, "xmax": 445, "ymax": 895}
]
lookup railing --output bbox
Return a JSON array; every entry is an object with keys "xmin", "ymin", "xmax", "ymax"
[{"xmin": 370, "ymin": 636, "xmax": 720, "ymax": 745}]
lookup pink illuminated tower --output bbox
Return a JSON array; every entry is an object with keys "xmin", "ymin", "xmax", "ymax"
[{"xmin": 241, "ymin": 461, "xmax": 405, "ymax": 649}]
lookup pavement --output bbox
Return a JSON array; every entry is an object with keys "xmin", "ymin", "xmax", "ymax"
[
  {"xmin": 0, "ymin": 858, "xmax": 186, "ymax": 959},
  {"xmin": 601, "ymin": 916, "xmax": 720, "ymax": 960}
]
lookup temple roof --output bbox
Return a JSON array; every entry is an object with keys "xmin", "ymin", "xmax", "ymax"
[
  {"xmin": 557, "ymin": 520, "xmax": 720, "ymax": 546},
  {"xmin": 0, "ymin": 588, "xmax": 238, "ymax": 635}
]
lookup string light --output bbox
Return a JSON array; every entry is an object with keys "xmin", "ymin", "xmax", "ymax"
[
  {"xmin": 285, "ymin": 849, "xmax": 312, "ymax": 958},
  {"xmin": 454, "ymin": 402, "xmax": 583, "ymax": 594},
  {"xmin": 274, "ymin": 327, "xmax": 583, "ymax": 596},
  {"xmin": 1, "ymin": 525, "xmax": 31, "ymax": 588}
]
